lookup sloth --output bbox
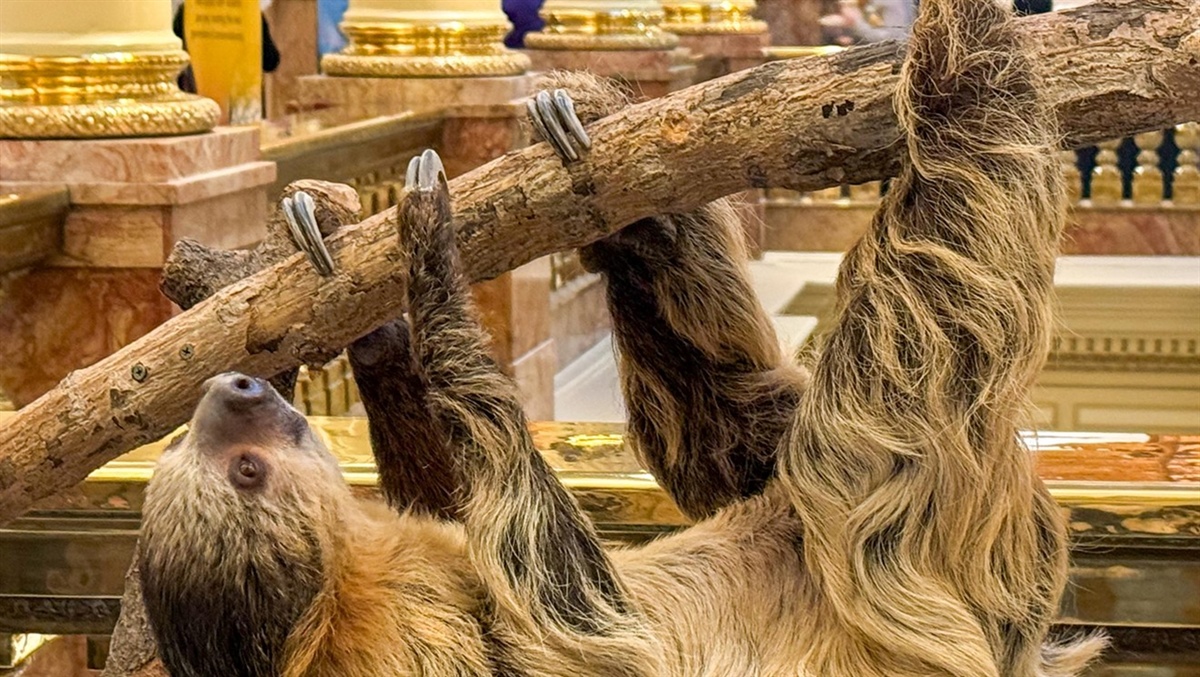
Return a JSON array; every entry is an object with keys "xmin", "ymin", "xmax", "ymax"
[{"xmin": 138, "ymin": 0, "xmax": 1105, "ymax": 674}]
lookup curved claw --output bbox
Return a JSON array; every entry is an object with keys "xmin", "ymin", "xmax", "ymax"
[
  {"xmin": 536, "ymin": 90, "xmax": 578, "ymax": 162},
  {"xmin": 528, "ymin": 89, "xmax": 592, "ymax": 164},
  {"xmin": 405, "ymin": 149, "xmax": 448, "ymax": 194},
  {"xmin": 553, "ymin": 89, "xmax": 591, "ymax": 152},
  {"xmin": 281, "ymin": 190, "xmax": 335, "ymax": 277},
  {"xmin": 417, "ymin": 148, "xmax": 446, "ymax": 192}
]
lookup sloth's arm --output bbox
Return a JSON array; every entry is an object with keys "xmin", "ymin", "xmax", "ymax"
[
  {"xmin": 579, "ymin": 208, "xmax": 806, "ymax": 520},
  {"xmin": 399, "ymin": 151, "xmax": 635, "ymax": 637},
  {"xmin": 347, "ymin": 319, "xmax": 462, "ymax": 520},
  {"xmin": 527, "ymin": 71, "xmax": 806, "ymax": 519},
  {"xmin": 776, "ymin": 0, "xmax": 1078, "ymax": 672}
]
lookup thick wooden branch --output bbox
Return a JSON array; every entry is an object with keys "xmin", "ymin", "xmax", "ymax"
[{"xmin": 0, "ymin": 0, "xmax": 1197, "ymax": 525}]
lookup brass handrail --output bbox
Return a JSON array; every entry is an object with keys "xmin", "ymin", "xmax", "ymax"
[{"xmin": 0, "ymin": 188, "xmax": 67, "ymax": 274}]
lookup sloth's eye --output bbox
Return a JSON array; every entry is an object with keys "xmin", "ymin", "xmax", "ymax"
[{"xmin": 229, "ymin": 453, "xmax": 266, "ymax": 490}]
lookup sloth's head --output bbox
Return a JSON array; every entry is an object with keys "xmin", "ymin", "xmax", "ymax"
[{"xmin": 140, "ymin": 372, "xmax": 344, "ymax": 677}]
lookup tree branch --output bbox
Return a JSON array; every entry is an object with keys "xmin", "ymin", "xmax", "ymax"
[{"xmin": 0, "ymin": 0, "xmax": 1197, "ymax": 525}]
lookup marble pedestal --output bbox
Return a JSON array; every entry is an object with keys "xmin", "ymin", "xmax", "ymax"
[
  {"xmin": 0, "ymin": 127, "xmax": 275, "ymax": 406},
  {"xmin": 523, "ymin": 48, "xmax": 697, "ymax": 101},
  {"xmin": 677, "ymin": 31, "xmax": 770, "ymax": 81},
  {"xmin": 296, "ymin": 74, "xmax": 530, "ymax": 120}
]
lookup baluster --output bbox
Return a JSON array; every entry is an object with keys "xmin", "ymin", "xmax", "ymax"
[
  {"xmin": 1060, "ymin": 150, "xmax": 1083, "ymax": 205},
  {"xmin": 1172, "ymin": 122, "xmax": 1199, "ymax": 206},
  {"xmin": 1089, "ymin": 139, "xmax": 1123, "ymax": 205},
  {"xmin": 847, "ymin": 181, "xmax": 881, "ymax": 203},
  {"xmin": 1131, "ymin": 130, "xmax": 1165, "ymax": 205},
  {"xmin": 811, "ymin": 183, "xmax": 846, "ymax": 203}
]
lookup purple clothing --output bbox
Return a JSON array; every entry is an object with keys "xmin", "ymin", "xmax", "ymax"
[{"xmin": 504, "ymin": 0, "xmax": 545, "ymax": 48}]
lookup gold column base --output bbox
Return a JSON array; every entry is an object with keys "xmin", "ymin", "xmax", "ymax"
[
  {"xmin": 0, "ymin": 52, "xmax": 219, "ymax": 139},
  {"xmin": 322, "ymin": 52, "xmax": 530, "ymax": 78},
  {"xmin": 323, "ymin": 22, "xmax": 530, "ymax": 78},
  {"xmin": 662, "ymin": 3, "xmax": 767, "ymax": 35},
  {"xmin": 526, "ymin": 10, "xmax": 679, "ymax": 51}
]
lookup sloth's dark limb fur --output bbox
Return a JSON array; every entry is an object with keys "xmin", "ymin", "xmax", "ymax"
[
  {"xmin": 777, "ymin": 0, "xmax": 1102, "ymax": 674},
  {"xmin": 348, "ymin": 319, "xmax": 461, "ymax": 520},
  {"xmin": 398, "ymin": 180, "xmax": 659, "ymax": 670},
  {"xmin": 536, "ymin": 71, "xmax": 808, "ymax": 520}
]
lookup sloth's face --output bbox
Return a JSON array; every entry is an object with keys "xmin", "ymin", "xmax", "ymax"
[
  {"xmin": 141, "ymin": 373, "xmax": 337, "ymax": 677},
  {"xmin": 141, "ymin": 372, "xmax": 347, "ymax": 581}
]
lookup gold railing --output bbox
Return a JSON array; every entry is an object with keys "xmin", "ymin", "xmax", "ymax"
[
  {"xmin": 768, "ymin": 123, "xmax": 1200, "ymax": 209},
  {"xmin": 0, "ymin": 187, "xmax": 67, "ymax": 275}
]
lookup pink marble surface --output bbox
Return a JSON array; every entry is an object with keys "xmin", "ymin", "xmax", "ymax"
[
  {"xmin": 441, "ymin": 106, "xmax": 526, "ymax": 178},
  {"xmin": 50, "ymin": 205, "xmax": 168, "ymax": 268},
  {"xmin": 1066, "ymin": 207, "xmax": 1200, "ymax": 255},
  {"xmin": 677, "ymin": 32, "xmax": 770, "ymax": 60},
  {"xmin": 0, "ymin": 267, "xmax": 174, "ymax": 406},
  {"xmin": 0, "ymin": 127, "xmax": 261, "ymax": 184},
  {"xmin": 297, "ymin": 74, "xmax": 530, "ymax": 120},
  {"xmin": 512, "ymin": 339, "xmax": 557, "ymax": 421},
  {"xmin": 4, "ymin": 161, "xmax": 275, "ymax": 207},
  {"xmin": 168, "ymin": 186, "xmax": 270, "ymax": 253},
  {"xmin": 764, "ymin": 201, "xmax": 1200, "ymax": 255},
  {"xmin": 525, "ymin": 48, "xmax": 697, "ymax": 87}
]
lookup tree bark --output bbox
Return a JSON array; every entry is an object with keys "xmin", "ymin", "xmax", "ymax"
[
  {"xmin": 159, "ymin": 179, "xmax": 362, "ymax": 399},
  {"xmin": 0, "ymin": 0, "xmax": 1197, "ymax": 526}
]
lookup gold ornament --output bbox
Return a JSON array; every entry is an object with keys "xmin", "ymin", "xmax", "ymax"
[
  {"xmin": 661, "ymin": 2, "xmax": 768, "ymax": 35},
  {"xmin": 0, "ymin": 51, "xmax": 218, "ymax": 139},
  {"xmin": 526, "ymin": 9, "xmax": 679, "ymax": 50},
  {"xmin": 325, "ymin": 20, "xmax": 530, "ymax": 78}
]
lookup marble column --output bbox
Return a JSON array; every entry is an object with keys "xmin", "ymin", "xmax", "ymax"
[
  {"xmin": 523, "ymin": 0, "xmax": 694, "ymax": 101},
  {"xmin": 0, "ymin": 1, "xmax": 274, "ymax": 406},
  {"xmin": 299, "ymin": 0, "xmax": 531, "ymax": 118}
]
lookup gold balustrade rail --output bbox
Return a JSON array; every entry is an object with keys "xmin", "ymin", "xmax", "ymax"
[{"xmin": 0, "ymin": 187, "xmax": 67, "ymax": 275}]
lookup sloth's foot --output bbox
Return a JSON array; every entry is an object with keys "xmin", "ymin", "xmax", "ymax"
[
  {"xmin": 527, "ymin": 89, "xmax": 591, "ymax": 164},
  {"xmin": 398, "ymin": 149, "xmax": 453, "ymax": 261},
  {"xmin": 281, "ymin": 190, "xmax": 336, "ymax": 276}
]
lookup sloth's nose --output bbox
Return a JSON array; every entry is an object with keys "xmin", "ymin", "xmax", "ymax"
[{"xmin": 203, "ymin": 372, "xmax": 272, "ymax": 411}]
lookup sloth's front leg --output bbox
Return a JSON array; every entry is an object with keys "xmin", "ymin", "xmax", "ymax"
[
  {"xmin": 281, "ymin": 189, "xmax": 463, "ymax": 520},
  {"xmin": 528, "ymin": 82, "xmax": 806, "ymax": 520},
  {"xmin": 398, "ymin": 149, "xmax": 642, "ymax": 641}
]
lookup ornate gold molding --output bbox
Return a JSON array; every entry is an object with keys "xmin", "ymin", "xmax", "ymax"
[
  {"xmin": 0, "ymin": 51, "xmax": 218, "ymax": 139},
  {"xmin": 324, "ymin": 21, "xmax": 530, "ymax": 77},
  {"xmin": 525, "ymin": 9, "xmax": 679, "ymax": 51},
  {"xmin": 661, "ymin": 2, "xmax": 768, "ymax": 35}
]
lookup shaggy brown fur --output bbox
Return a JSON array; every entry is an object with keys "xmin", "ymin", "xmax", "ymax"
[
  {"xmin": 347, "ymin": 319, "xmax": 462, "ymax": 520},
  {"xmin": 138, "ymin": 0, "xmax": 1105, "ymax": 674},
  {"xmin": 559, "ymin": 72, "xmax": 808, "ymax": 520}
]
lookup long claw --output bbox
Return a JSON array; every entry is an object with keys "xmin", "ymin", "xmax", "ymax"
[
  {"xmin": 281, "ymin": 191, "xmax": 335, "ymax": 277},
  {"xmin": 405, "ymin": 155, "xmax": 420, "ymax": 191},
  {"xmin": 527, "ymin": 98, "xmax": 558, "ymax": 158},
  {"xmin": 553, "ymin": 89, "xmax": 591, "ymax": 152},
  {"xmin": 416, "ymin": 148, "xmax": 445, "ymax": 192},
  {"xmin": 536, "ymin": 90, "xmax": 578, "ymax": 162}
]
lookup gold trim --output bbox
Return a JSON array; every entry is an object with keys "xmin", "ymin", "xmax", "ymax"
[
  {"xmin": 0, "ymin": 51, "xmax": 218, "ymax": 139},
  {"xmin": 0, "ymin": 633, "xmax": 55, "ymax": 669},
  {"xmin": 662, "ymin": 2, "xmax": 768, "ymax": 35},
  {"xmin": 526, "ymin": 9, "xmax": 679, "ymax": 51},
  {"xmin": 763, "ymin": 45, "xmax": 846, "ymax": 61},
  {"xmin": 322, "ymin": 52, "xmax": 530, "ymax": 78},
  {"xmin": 325, "ymin": 21, "xmax": 530, "ymax": 77}
]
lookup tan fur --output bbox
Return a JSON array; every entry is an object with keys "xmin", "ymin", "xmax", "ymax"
[{"xmin": 139, "ymin": 1, "xmax": 1107, "ymax": 674}]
